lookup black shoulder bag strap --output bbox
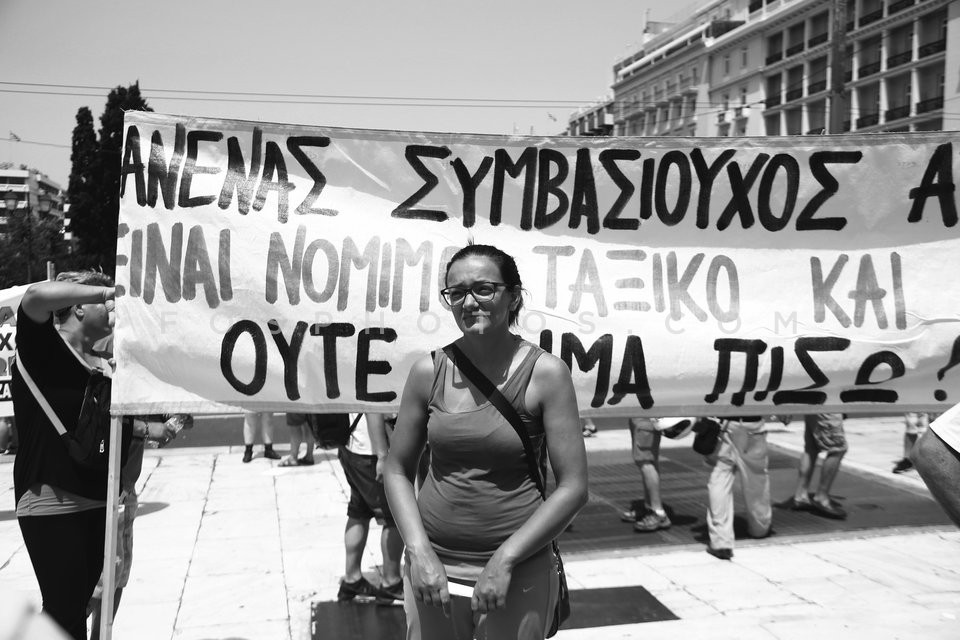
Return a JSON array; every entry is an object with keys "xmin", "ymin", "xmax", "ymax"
[{"xmin": 446, "ymin": 343, "xmax": 546, "ymax": 498}]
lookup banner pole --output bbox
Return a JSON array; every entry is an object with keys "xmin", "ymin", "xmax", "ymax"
[{"xmin": 100, "ymin": 416, "xmax": 123, "ymax": 640}]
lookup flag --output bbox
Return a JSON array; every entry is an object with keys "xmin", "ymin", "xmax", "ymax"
[{"xmin": 8, "ymin": 132, "xmax": 20, "ymax": 142}]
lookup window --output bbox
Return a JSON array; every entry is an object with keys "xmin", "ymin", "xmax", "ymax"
[
  {"xmin": 722, "ymin": 93, "xmax": 730, "ymax": 111},
  {"xmin": 724, "ymin": 53, "xmax": 731, "ymax": 76},
  {"xmin": 741, "ymin": 47, "xmax": 749, "ymax": 67},
  {"xmin": 740, "ymin": 86, "xmax": 748, "ymax": 105}
]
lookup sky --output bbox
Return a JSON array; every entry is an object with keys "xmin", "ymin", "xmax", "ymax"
[{"xmin": 0, "ymin": 0, "xmax": 700, "ymax": 188}]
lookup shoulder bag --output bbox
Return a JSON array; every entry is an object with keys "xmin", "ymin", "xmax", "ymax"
[
  {"xmin": 446, "ymin": 343, "xmax": 571, "ymax": 638},
  {"xmin": 16, "ymin": 351, "xmax": 129, "ymax": 472}
]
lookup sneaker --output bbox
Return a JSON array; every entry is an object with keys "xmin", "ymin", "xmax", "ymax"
[
  {"xmin": 892, "ymin": 458, "xmax": 914, "ymax": 474},
  {"xmin": 634, "ymin": 510, "xmax": 671, "ymax": 532},
  {"xmin": 706, "ymin": 546, "xmax": 733, "ymax": 560},
  {"xmin": 338, "ymin": 576, "xmax": 379, "ymax": 602},
  {"xmin": 375, "ymin": 580, "xmax": 404, "ymax": 605}
]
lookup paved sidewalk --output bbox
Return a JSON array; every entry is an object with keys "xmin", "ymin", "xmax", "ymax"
[{"xmin": 1, "ymin": 414, "xmax": 958, "ymax": 639}]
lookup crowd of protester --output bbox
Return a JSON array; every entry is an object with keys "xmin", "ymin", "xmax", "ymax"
[{"xmin": 9, "ymin": 245, "xmax": 960, "ymax": 640}]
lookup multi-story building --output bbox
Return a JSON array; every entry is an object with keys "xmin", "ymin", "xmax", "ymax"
[
  {"xmin": 0, "ymin": 168, "xmax": 66, "ymax": 230},
  {"xmin": 584, "ymin": 0, "xmax": 958, "ymax": 138},
  {"xmin": 567, "ymin": 98, "xmax": 616, "ymax": 136}
]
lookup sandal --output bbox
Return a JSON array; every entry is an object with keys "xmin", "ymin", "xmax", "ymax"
[
  {"xmin": 278, "ymin": 456, "xmax": 299, "ymax": 467},
  {"xmin": 297, "ymin": 456, "xmax": 315, "ymax": 466}
]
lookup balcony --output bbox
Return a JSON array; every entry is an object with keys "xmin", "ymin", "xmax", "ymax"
[
  {"xmin": 888, "ymin": 0, "xmax": 914, "ymax": 14},
  {"xmin": 749, "ymin": 0, "xmax": 763, "ymax": 11},
  {"xmin": 808, "ymin": 80, "xmax": 827, "ymax": 94},
  {"xmin": 808, "ymin": 32, "xmax": 829, "ymax": 47},
  {"xmin": 734, "ymin": 106, "xmax": 749, "ymax": 119},
  {"xmin": 786, "ymin": 87, "xmax": 803, "ymax": 101},
  {"xmin": 786, "ymin": 42, "xmax": 804, "ymax": 57},
  {"xmin": 766, "ymin": 51, "xmax": 783, "ymax": 65},
  {"xmin": 886, "ymin": 51, "xmax": 912, "ymax": 69},
  {"xmin": 919, "ymin": 39, "xmax": 946, "ymax": 57},
  {"xmin": 885, "ymin": 104, "xmax": 911, "ymax": 121},
  {"xmin": 859, "ymin": 9, "xmax": 883, "ymax": 27},
  {"xmin": 859, "ymin": 60, "xmax": 881, "ymax": 77},
  {"xmin": 807, "ymin": 127, "xmax": 826, "ymax": 135},
  {"xmin": 857, "ymin": 113, "xmax": 880, "ymax": 128},
  {"xmin": 717, "ymin": 111, "xmax": 727, "ymax": 124},
  {"xmin": 765, "ymin": 94, "xmax": 782, "ymax": 108},
  {"xmin": 916, "ymin": 95, "xmax": 944, "ymax": 113}
]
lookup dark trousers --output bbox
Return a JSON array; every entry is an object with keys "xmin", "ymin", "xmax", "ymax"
[{"xmin": 19, "ymin": 508, "xmax": 107, "ymax": 640}]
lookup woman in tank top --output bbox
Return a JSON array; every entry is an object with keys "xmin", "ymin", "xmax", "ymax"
[{"xmin": 384, "ymin": 243, "xmax": 588, "ymax": 640}]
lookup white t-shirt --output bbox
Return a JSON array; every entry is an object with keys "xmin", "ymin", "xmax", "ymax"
[
  {"xmin": 930, "ymin": 404, "xmax": 960, "ymax": 455},
  {"xmin": 344, "ymin": 413, "xmax": 372, "ymax": 455}
]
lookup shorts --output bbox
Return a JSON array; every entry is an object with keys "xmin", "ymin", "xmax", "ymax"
[
  {"xmin": 338, "ymin": 447, "xmax": 395, "ymax": 527},
  {"xmin": 628, "ymin": 417, "xmax": 661, "ymax": 466},
  {"xmin": 286, "ymin": 413, "xmax": 308, "ymax": 427},
  {"xmin": 803, "ymin": 413, "xmax": 847, "ymax": 454},
  {"xmin": 904, "ymin": 412, "xmax": 941, "ymax": 436}
]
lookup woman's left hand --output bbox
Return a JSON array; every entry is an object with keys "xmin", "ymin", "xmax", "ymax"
[{"xmin": 472, "ymin": 553, "xmax": 513, "ymax": 613}]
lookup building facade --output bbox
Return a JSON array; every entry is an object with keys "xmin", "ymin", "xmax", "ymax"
[
  {"xmin": 582, "ymin": 0, "xmax": 958, "ymax": 138},
  {"xmin": 0, "ymin": 168, "xmax": 66, "ymax": 229}
]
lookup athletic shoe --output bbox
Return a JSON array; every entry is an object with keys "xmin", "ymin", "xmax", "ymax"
[
  {"xmin": 634, "ymin": 510, "xmax": 671, "ymax": 532},
  {"xmin": 892, "ymin": 458, "xmax": 914, "ymax": 474},
  {"xmin": 337, "ymin": 577, "xmax": 379, "ymax": 602},
  {"xmin": 375, "ymin": 580, "xmax": 404, "ymax": 605}
]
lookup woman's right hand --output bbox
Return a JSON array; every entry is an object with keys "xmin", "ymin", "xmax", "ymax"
[{"xmin": 406, "ymin": 547, "xmax": 451, "ymax": 616}]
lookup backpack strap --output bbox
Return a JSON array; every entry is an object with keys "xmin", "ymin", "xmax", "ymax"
[{"xmin": 15, "ymin": 351, "xmax": 68, "ymax": 436}]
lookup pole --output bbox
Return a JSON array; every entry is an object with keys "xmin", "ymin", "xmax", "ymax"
[
  {"xmin": 100, "ymin": 416, "xmax": 123, "ymax": 640},
  {"xmin": 46, "ymin": 261, "xmax": 55, "ymax": 281},
  {"xmin": 828, "ymin": 0, "xmax": 848, "ymax": 134}
]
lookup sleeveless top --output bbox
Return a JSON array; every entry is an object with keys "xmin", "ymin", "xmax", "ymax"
[{"xmin": 417, "ymin": 339, "xmax": 546, "ymax": 566}]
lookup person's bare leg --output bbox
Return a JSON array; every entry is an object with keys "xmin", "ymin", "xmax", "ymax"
[
  {"xmin": 913, "ymin": 429, "xmax": 960, "ymax": 527},
  {"xmin": 813, "ymin": 451, "xmax": 845, "ymax": 504},
  {"xmin": 380, "ymin": 526, "xmax": 403, "ymax": 585},
  {"xmin": 793, "ymin": 450, "xmax": 816, "ymax": 502},
  {"xmin": 640, "ymin": 463, "xmax": 663, "ymax": 513},
  {"xmin": 344, "ymin": 516, "xmax": 370, "ymax": 582}
]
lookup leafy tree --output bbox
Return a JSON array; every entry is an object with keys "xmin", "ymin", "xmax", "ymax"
[
  {"xmin": 0, "ymin": 208, "xmax": 67, "ymax": 287},
  {"xmin": 66, "ymin": 106, "xmax": 99, "ymax": 271},
  {"xmin": 67, "ymin": 83, "xmax": 152, "ymax": 276}
]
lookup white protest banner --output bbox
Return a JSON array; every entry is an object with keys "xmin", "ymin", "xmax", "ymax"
[
  {"xmin": 113, "ymin": 112, "xmax": 960, "ymax": 417},
  {"xmin": 0, "ymin": 284, "xmax": 30, "ymax": 417}
]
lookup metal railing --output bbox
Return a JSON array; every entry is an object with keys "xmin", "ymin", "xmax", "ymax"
[
  {"xmin": 765, "ymin": 94, "xmax": 782, "ymax": 108},
  {"xmin": 858, "ymin": 60, "xmax": 881, "ymax": 77},
  {"xmin": 786, "ymin": 42, "xmax": 804, "ymax": 56},
  {"xmin": 919, "ymin": 39, "xmax": 946, "ymax": 57},
  {"xmin": 885, "ymin": 104, "xmax": 911, "ymax": 121},
  {"xmin": 808, "ymin": 80, "xmax": 827, "ymax": 94},
  {"xmin": 888, "ymin": 0, "xmax": 914, "ymax": 15},
  {"xmin": 856, "ymin": 113, "xmax": 880, "ymax": 128},
  {"xmin": 808, "ymin": 32, "xmax": 829, "ymax": 47},
  {"xmin": 916, "ymin": 95, "xmax": 944, "ymax": 113},
  {"xmin": 766, "ymin": 51, "xmax": 783, "ymax": 65},
  {"xmin": 786, "ymin": 87, "xmax": 803, "ymax": 101},
  {"xmin": 886, "ymin": 50, "xmax": 912, "ymax": 69},
  {"xmin": 859, "ymin": 9, "xmax": 884, "ymax": 27}
]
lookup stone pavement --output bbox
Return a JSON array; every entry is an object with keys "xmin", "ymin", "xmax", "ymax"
[{"xmin": 1, "ymin": 414, "xmax": 959, "ymax": 639}]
